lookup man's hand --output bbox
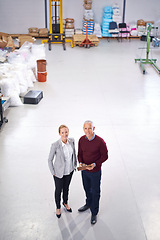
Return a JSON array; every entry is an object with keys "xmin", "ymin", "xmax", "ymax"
[
  {"xmin": 86, "ymin": 163, "xmax": 95, "ymax": 171},
  {"xmin": 77, "ymin": 163, "xmax": 95, "ymax": 171}
]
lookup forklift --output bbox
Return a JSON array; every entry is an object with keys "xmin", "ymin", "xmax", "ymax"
[{"xmin": 42, "ymin": 0, "xmax": 66, "ymax": 50}]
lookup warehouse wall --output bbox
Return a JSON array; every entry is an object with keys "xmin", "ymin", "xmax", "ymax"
[
  {"xmin": 0, "ymin": 0, "xmax": 45, "ymax": 34},
  {"xmin": 0, "ymin": 0, "xmax": 160, "ymax": 34}
]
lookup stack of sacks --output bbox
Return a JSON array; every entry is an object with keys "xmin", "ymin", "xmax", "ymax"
[
  {"xmin": 93, "ymin": 23, "xmax": 102, "ymax": 38},
  {"xmin": 120, "ymin": 24, "xmax": 130, "ymax": 38},
  {"xmin": 0, "ymin": 43, "xmax": 46, "ymax": 107},
  {"xmin": 84, "ymin": 9, "xmax": 94, "ymax": 20},
  {"xmin": 83, "ymin": 0, "xmax": 92, "ymax": 10},
  {"xmin": 101, "ymin": 6, "xmax": 113, "ymax": 37},
  {"xmin": 108, "ymin": 22, "xmax": 119, "ymax": 37},
  {"xmin": 147, "ymin": 23, "xmax": 155, "ymax": 36},
  {"xmin": 137, "ymin": 19, "xmax": 146, "ymax": 36},
  {"xmin": 83, "ymin": 0, "xmax": 94, "ymax": 35},
  {"xmin": 75, "ymin": 29, "xmax": 83, "ymax": 34},
  {"xmin": 0, "ymin": 63, "xmax": 22, "ymax": 106},
  {"xmin": 137, "ymin": 25, "xmax": 146, "ymax": 36},
  {"xmin": 0, "ymin": 49, "xmax": 7, "ymax": 63},
  {"xmin": 38, "ymin": 28, "xmax": 48, "ymax": 37},
  {"xmin": 83, "ymin": 20, "xmax": 94, "ymax": 35},
  {"xmin": 65, "ymin": 18, "xmax": 75, "ymax": 37},
  {"xmin": 112, "ymin": 3, "xmax": 122, "ymax": 25},
  {"xmin": 28, "ymin": 28, "xmax": 39, "ymax": 37}
]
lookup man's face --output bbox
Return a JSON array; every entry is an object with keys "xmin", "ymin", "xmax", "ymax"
[{"xmin": 83, "ymin": 123, "xmax": 95, "ymax": 140}]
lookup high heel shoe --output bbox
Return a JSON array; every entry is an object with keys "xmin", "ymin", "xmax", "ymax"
[
  {"xmin": 56, "ymin": 209, "xmax": 61, "ymax": 218},
  {"xmin": 56, "ymin": 213, "xmax": 61, "ymax": 218},
  {"xmin": 63, "ymin": 203, "xmax": 72, "ymax": 212}
]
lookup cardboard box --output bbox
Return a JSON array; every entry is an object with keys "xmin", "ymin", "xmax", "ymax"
[{"xmin": 18, "ymin": 36, "xmax": 35, "ymax": 47}]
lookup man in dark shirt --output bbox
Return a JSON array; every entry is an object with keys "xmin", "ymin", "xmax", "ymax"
[{"xmin": 78, "ymin": 120, "xmax": 108, "ymax": 224}]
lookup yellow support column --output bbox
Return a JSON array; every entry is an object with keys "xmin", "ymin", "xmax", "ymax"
[
  {"xmin": 60, "ymin": 0, "xmax": 62, "ymax": 31},
  {"xmin": 49, "ymin": 0, "xmax": 52, "ymax": 38}
]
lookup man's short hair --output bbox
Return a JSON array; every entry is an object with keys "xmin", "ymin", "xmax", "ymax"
[{"xmin": 83, "ymin": 120, "xmax": 95, "ymax": 128}]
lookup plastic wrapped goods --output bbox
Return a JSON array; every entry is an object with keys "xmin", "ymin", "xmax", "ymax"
[
  {"xmin": 84, "ymin": 3, "xmax": 92, "ymax": 10},
  {"xmin": 84, "ymin": 9, "xmax": 94, "ymax": 20}
]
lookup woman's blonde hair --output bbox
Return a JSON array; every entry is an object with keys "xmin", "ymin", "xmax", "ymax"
[{"xmin": 58, "ymin": 125, "xmax": 69, "ymax": 133}]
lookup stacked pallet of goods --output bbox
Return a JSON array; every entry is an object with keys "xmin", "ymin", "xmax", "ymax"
[
  {"xmin": 65, "ymin": 18, "xmax": 75, "ymax": 37},
  {"xmin": 112, "ymin": 3, "xmax": 122, "ymax": 26},
  {"xmin": 83, "ymin": 0, "xmax": 94, "ymax": 35},
  {"xmin": 137, "ymin": 19, "xmax": 146, "ymax": 37},
  {"xmin": 101, "ymin": 6, "xmax": 113, "ymax": 37},
  {"xmin": 112, "ymin": 3, "xmax": 130, "ymax": 38}
]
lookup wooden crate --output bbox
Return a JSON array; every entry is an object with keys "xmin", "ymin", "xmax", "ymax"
[{"xmin": 73, "ymin": 34, "xmax": 99, "ymax": 47}]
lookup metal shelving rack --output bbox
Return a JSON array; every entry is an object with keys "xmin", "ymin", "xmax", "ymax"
[{"xmin": 0, "ymin": 97, "xmax": 9, "ymax": 129}]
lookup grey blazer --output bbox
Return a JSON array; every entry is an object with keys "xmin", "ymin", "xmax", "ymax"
[{"xmin": 48, "ymin": 138, "xmax": 77, "ymax": 178}]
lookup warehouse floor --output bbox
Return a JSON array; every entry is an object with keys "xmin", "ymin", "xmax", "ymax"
[{"xmin": 0, "ymin": 38, "xmax": 160, "ymax": 240}]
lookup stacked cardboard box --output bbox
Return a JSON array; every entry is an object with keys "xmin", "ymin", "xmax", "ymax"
[
  {"xmin": 0, "ymin": 33, "xmax": 15, "ymax": 51},
  {"xmin": 0, "ymin": 32, "xmax": 8, "ymax": 49},
  {"xmin": 18, "ymin": 36, "xmax": 35, "ymax": 47}
]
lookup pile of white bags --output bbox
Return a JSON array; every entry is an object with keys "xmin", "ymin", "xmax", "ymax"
[
  {"xmin": 93, "ymin": 23, "xmax": 102, "ymax": 38},
  {"xmin": 0, "ymin": 42, "xmax": 46, "ymax": 106}
]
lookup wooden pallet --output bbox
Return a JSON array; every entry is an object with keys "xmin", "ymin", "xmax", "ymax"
[{"xmin": 73, "ymin": 34, "xmax": 99, "ymax": 47}]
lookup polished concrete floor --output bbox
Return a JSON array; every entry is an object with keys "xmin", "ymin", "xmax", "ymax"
[{"xmin": 0, "ymin": 39, "xmax": 160, "ymax": 240}]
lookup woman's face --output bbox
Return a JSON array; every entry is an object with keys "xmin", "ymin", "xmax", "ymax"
[{"xmin": 59, "ymin": 127, "xmax": 69, "ymax": 143}]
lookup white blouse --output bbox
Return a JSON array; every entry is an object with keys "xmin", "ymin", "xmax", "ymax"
[{"xmin": 61, "ymin": 140, "xmax": 73, "ymax": 175}]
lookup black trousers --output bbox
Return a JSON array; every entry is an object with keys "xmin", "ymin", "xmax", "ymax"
[{"xmin": 53, "ymin": 171, "xmax": 73, "ymax": 209}]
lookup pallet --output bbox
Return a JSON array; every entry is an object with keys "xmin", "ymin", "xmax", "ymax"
[{"xmin": 73, "ymin": 34, "xmax": 99, "ymax": 47}]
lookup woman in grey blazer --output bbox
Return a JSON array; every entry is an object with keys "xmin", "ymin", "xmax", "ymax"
[{"xmin": 48, "ymin": 125, "xmax": 77, "ymax": 218}]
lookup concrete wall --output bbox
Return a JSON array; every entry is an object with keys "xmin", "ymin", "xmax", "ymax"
[{"xmin": 0, "ymin": 0, "xmax": 160, "ymax": 34}]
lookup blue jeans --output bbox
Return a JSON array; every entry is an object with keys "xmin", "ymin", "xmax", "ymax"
[{"xmin": 81, "ymin": 170, "xmax": 101, "ymax": 216}]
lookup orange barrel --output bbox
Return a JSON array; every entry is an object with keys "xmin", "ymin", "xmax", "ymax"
[
  {"xmin": 37, "ymin": 59, "xmax": 47, "ymax": 72},
  {"xmin": 37, "ymin": 71, "xmax": 47, "ymax": 82}
]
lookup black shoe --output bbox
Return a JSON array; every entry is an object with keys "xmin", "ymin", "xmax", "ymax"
[
  {"xmin": 56, "ymin": 209, "xmax": 61, "ymax": 218},
  {"xmin": 56, "ymin": 213, "xmax": 61, "ymax": 218},
  {"xmin": 91, "ymin": 215, "xmax": 97, "ymax": 224},
  {"xmin": 63, "ymin": 203, "xmax": 72, "ymax": 212},
  {"xmin": 78, "ymin": 204, "xmax": 90, "ymax": 212}
]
